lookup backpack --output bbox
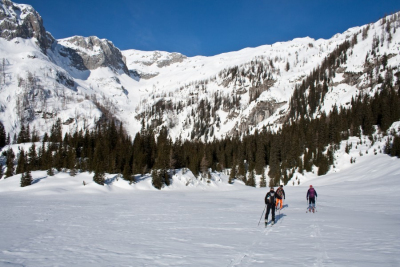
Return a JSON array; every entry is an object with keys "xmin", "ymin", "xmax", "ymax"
[
  {"xmin": 276, "ymin": 188, "xmax": 283, "ymax": 198},
  {"xmin": 266, "ymin": 192, "xmax": 275, "ymax": 204},
  {"xmin": 308, "ymin": 188, "xmax": 315, "ymax": 198}
]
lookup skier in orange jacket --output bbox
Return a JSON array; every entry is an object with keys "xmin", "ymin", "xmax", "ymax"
[{"xmin": 275, "ymin": 185, "xmax": 285, "ymax": 210}]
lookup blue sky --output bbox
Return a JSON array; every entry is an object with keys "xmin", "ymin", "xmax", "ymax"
[{"xmin": 21, "ymin": 0, "xmax": 400, "ymax": 57}]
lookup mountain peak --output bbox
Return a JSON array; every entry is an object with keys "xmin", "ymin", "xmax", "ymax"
[
  {"xmin": 56, "ymin": 35, "xmax": 129, "ymax": 74},
  {"xmin": 0, "ymin": 0, "xmax": 53, "ymax": 51}
]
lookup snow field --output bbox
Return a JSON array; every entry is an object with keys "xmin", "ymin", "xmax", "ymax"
[{"xmin": 1, "ymin": 152, "xmax": 399, "ymax": 266}]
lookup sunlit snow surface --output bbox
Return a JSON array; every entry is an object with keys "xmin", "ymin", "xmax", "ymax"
[{"xmin": 0, "ymin": 151, "xmax": 399, "ymax": 266}]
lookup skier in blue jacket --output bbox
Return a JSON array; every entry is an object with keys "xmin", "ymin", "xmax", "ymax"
[{"xmin": 307, "ymin": 185, "xmax": 317, "ymax": 212}]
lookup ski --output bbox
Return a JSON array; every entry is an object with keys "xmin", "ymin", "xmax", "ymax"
[
  {"xmin": 265, "ymin": 220, "xmax": 275, "ymax": 227},
  {"xmin": 306, "ymin": 207, "xmax": 316, "ymax": 213}
]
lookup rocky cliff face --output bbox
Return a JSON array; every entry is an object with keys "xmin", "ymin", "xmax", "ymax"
[
  {"xmin": 0, "ymin": 0, "xmax": 128, "ymax": 74},
  {"xmin": 0, "ymin": 0, "xmax": 53, "ymax": 51},
  {"xmin": 57, "ymin": 36, "xmax": 129, "ymax": 74}
]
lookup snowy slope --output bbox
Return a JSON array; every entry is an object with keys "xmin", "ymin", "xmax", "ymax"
[
  {"xmin": 0, "ymin": 141, "xmax": 399, "ymax": 266},
  {"xmin": 122, "ymin": 37, "xmax": 339, "ymax": 139},
  {"xmin": 122, "ymin": 14, "xmax": 400, "ymax": 140}
]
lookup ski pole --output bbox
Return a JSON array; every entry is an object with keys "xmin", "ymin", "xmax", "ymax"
[{"xmin": 258, "ymin": 205, "xmax": 266, "ymax": 226}]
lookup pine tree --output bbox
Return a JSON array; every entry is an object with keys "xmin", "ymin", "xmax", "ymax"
[
  {"xmin": 260, "ymin": 170, "xmax": 267, "ymax": 187},
  {"xmin": 269, "ymin": 177, "xmax": 275, "ymax": 187},
  {"xmin": 66, "ymin": 147, "xmax": 77, "ymax": 171},
  {"xmin": 255, "ymin": 141, "xmax": 266, "ymax": 175},
  {"xmin": 122, "ymin": 163, "xmax": 133, "ymax": 182},
  {"xmin": 282, "ymin": 170, "xmax": 289, "ymax": 185},
  {"xmin": 200, "ymin": 153, "xmax": 209, "ymax": 180},
  {"xmin": 246, "ymin": 169, "xmax": 256, "ymax": 187},
  {"xmin": 5, "ymin": 148, "xmax": 15, "ymax": 178},
  {"xmin": 345, "ymin": 142, "xmax": 352, "ymax": 154},
  {"xmin": 268, "ymin": 135, "xmax": 281, "ymax": 181},
  {"xmin": 285, "ymin": 61, "xmax": 290, "ymax": 72},
  {"xmin": 0, "ymin": 163, "xmax": 3, "ymax": 179},
  {"xmin": 303, "ymin": 149, "xmax": 313, "ymax": 172},
  {"xmin": 132, "ymin": 132, "xmax": 144, "ymax": 174},
  {"xmin": 361, "ymin": 99, "xmax": 374, "ymax": 135},
  {"xmin": 151, "ymin": 169, "xmax": 163, "ymax": 189},
  {"xmin": 394, "ymin": 136, "xmax": 400, "ymax": 157},
  {"xmin": 26, "ymin": 124, "xmax": 31, "ymax": 143},
  {"xmin": 17, "ymin": 124, "xmax": 26, "ymax": 143},
  {"xmin": 50, "ymin": 118, "xmax": 62, "ymax": 143},
  {"xmin": 28, "ymin": 143, "xmax": 38, "ymax": 171},
  {"xmin": 152, "ymin": 128, "xmax": 172, "ymax": 186},
  {"xmin": 317, "ymin": 153, "xmax": 330, "ymax": 176},
  {"xmin": 161, "ymin": 168, "xmax": 171, "ymax": 186},
  {"xmin": 0, "ymin": 121, "xmax": 6, "ymax": 148},
  {"xmin": 47, "ymin": 168, "xmax": 55, "ymax": 176},
  {"xmin": 237, "ymin": 160, "xmax": 246, "ymax": 181},
  {"xmin": 93, "ymin": 169, "xmax": 105, "ymax": 185},
  {"xmin": 31, "ymin": 126, "xmax": 40, "ymax": 142},
  {"xmin": 15, "ymin": 149, "xmax": 27, "ymax": 174},
  {"xmin": 20, "ymin": 170, "xmax": 32, "ymax": 187},
  {"xmin": 228, "ymin": 165, "xmax": 236, "ymax": 184},
  {"xmin": 298, "ymin": 156, "xmax": 304, "ymax": 174},
  {"xmin": 169, "ymin": 147, "xmax": 177, "ymax": 174}
]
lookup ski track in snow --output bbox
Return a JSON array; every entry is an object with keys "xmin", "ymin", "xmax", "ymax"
[{"xmin": 0, "ymin": 153, "xmax": 400, "ymax": 266}]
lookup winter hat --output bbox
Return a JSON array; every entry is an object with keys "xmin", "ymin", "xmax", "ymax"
[{"xmin": 310, "ymin": 185, "xmax": 313, "ymax": 188}]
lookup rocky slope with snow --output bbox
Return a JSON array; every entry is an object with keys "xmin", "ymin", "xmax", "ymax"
[
  {"xmin": 0, "ymin": 0, "xmax": 399, "ymax": 142},
  {"xmin": 0, "ymin": 0, "xmax": 53, "ymax": 51}
]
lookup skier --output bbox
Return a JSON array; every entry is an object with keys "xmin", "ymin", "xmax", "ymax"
[
  {"xmin": 275, "ymin": 185, "xmax": 285, "ymax": 210},
  {"xmin": 307, "ymin": 185, "xmax": 317, "ymax": 213},
  {"xmin": 264, "ymin": 187, "xmax": 276, "ymax": 224}
]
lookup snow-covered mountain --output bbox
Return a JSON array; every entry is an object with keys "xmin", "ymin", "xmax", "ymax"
[
  {"xmin": 0, "ymin": 0, "xmax": 399, "ymax": 141},
  {"xmin": 1, "ymin": 2, "xmax": 400, "ymax": 264}
]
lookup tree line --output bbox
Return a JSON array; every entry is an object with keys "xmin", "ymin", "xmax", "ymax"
[{"xmin": 2, "ymin": 78, "xmax": 399, "ymax": 189}]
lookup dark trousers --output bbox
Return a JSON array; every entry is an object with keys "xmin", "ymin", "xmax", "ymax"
[
  {"xmin": 308, "ymin": 197, "xmax": 316, "ymax": 208},
  {"xmin": 265, "ymin": 204, "xmax": 275, "ymax": 221}
]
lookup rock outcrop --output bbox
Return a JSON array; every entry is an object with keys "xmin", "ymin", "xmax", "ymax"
[
  {"xmin": 156, "ymin": 52, "xmax": 186, "ymax": 68},
  {"xmin": 0, "ymin": 0, "xmax": 53, "ymax": 51},
  {"xmin": 238, "ymin": 100, "xmax": 287, "ymax": 133},
  {"xmin": 58, "ymin": 36, "xmax": 129, "ymax": 74}
]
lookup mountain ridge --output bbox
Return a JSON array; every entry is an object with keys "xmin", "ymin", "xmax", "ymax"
[{"xmin": 0, "ymin": 0, "xmax": 399, "ymax": 143}]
